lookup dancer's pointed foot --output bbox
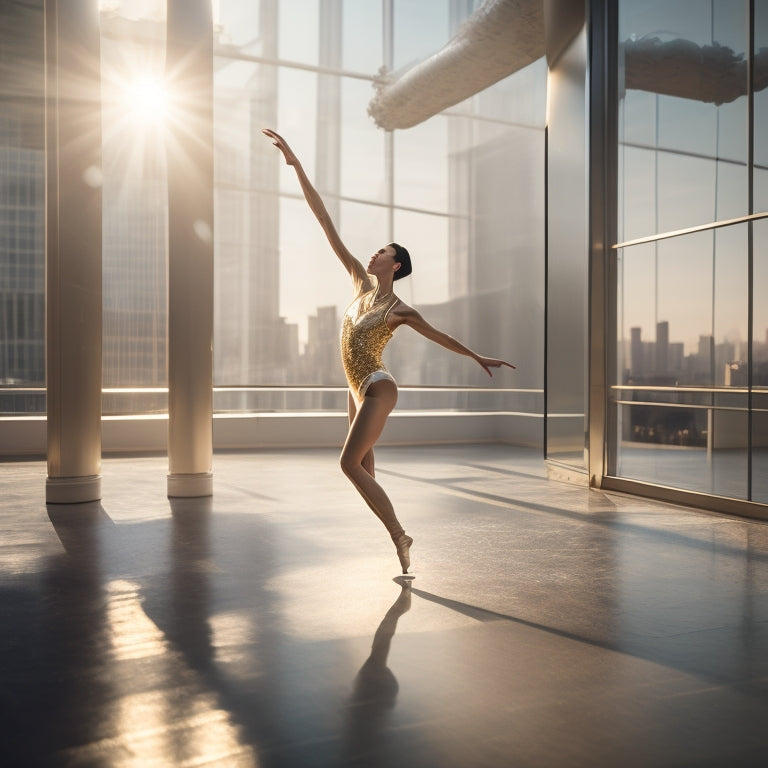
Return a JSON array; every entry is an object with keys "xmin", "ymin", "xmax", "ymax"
[{"xmin": 393, "ymin": 533, "xmax": 413, "ymax": 574}]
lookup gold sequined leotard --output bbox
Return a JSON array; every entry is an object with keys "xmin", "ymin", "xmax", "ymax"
[{"xmin": 341, "ymin": 289, "xmax": 399, "ymax": 400}]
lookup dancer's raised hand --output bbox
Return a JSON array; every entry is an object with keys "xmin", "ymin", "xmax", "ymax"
[
  {"xmin": 260, "ymin": 128, "xmax": 365, "ymax": 284},
  {"xmin": 262, "ymin": 128, "xmax": 299, "ymax": 166}
]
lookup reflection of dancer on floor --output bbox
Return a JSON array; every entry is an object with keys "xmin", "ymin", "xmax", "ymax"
[
  {"xmin": 264, "ymin": 129, "xmax": 515, "ymax": 573},
  {"xmin": 345, "ymin": 577, "xmax": 413, "ymax": 760}
]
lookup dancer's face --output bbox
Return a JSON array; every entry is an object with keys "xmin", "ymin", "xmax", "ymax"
[{"xmin": 367, "ymin": 245, "xmax": 399, "ymax": 279}]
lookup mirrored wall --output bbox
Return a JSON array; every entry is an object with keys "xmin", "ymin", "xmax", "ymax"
[{"xmin": 610, "ymin": 0, "xmax": 768, "ymax": 505}]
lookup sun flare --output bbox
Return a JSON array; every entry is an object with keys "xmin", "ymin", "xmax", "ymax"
[{"xmin": 126, "ymin": 75, "xmax": 168, "ymax": 125}]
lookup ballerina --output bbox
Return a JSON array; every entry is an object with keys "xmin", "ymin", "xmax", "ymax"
[{"xmin": 263, "ymin": 128, "xmax": 515, "ymax": 573}]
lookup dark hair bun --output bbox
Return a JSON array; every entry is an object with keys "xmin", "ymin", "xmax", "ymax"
[{"xmin": 389, "ymin": 242, "xmax": 412, "ymax": 280}]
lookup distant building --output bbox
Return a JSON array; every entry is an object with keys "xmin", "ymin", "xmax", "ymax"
[
  {"xmin": 654, "ymin": 321, "xmax": 668, "ymax": 374},
  {"xmin": 0, "ymin": 2, "xmax": 45, "ymax": 387},
  {"xmin": 724, "ymin": 362, "xmax": 748, "ymax": 387},
  {"xmin": 303, "ymin": 306, "xmax": 341, "ymax": 385}
]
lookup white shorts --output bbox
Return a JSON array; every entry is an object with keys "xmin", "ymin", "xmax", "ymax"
[{"xmin": 357, "ymin": 370, "xmax": 397, "ymax": 399}]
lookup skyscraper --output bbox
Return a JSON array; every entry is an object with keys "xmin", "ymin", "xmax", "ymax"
[
  {"xmin": 0, "ymin": 1, "xmax": 45, "ymax": 393},
  {"xmin": 654, "ymin": 320, "xmax": 669, "ymax": 374}
]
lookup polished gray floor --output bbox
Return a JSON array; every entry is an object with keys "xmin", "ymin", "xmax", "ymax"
[{"xmin": 2, "ymin": 445, "xmax": 768, "ymax": 767}]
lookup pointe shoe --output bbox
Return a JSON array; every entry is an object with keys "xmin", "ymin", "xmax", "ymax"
[{"xmin": 394, "ymin": 534, "xmax": 413, "ymax": 574}]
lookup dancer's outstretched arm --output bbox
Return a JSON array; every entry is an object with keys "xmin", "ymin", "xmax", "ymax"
[
  {"xmin": 390, "ymin": 304, "xmax": 515, "ymax": 376},
  {"xmin": 262, "ymin": 128, "xmax": 369, "ymax": 290}
]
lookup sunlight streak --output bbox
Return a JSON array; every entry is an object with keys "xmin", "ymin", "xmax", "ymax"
[{"xmin": 126, "ymin": 75, "xmax": 168, "ymax": 125}]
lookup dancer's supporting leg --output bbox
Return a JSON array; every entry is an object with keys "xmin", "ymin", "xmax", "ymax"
[
  {"xmin": 348, "ymin": 391, "xmax": 375, "ymax": 477},
  {"xmin": 340, "ymin": 381, "xmax": 412, "ymax": 572}
]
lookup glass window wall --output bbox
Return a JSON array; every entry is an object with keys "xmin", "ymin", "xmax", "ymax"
[
  {"xmin": 1, "ymin": 0, "xmax": 545, "ymax": 424},
  {"xmin": 756, "ymin": 0, "xmax": 768, "ymax": 213},
  {"xmin": 611, "ymin": 0, "xmax": 768, "ymax": 507},
  {"xmin": 210, "ymin": 0, "xmax": 545, "ymax": 412},
  {"xmin": 0, "ymin": 1, "xmax": 45, "ymax": 415},
  {"xmin": 754, "ymin": 2, "xmax": 768, "ymax": 502},
  {"xmin": 753, "ymin": 220, "xmax": 768, "ymax": 503},
  {"xmin": 617, "ymin": 0, "xmax": 749, "ymax": 243},
  {"xmin": 98, "ymin": 2, "xmax": 169, "ymax": 415},
  {"xmin": 615, "ymin": 227, "xmax": 750, "ymax": 499}
]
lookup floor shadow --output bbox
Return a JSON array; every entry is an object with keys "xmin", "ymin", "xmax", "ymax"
[
  {"xmin": 378, "ymin": 466, "xmax": 768, "ymax": 563},
  {"xmin": 463, "ymin": 462, "xmax": 549, "ymax": 481},
  {"xmin": 342, "ymin": 576, "xmax": 413, "ymax": 766},
  {"xmin": 137, "ymin": 497, "xmax": 287, "ymax": 764},
  {"xmin": 166, "ymin": 497, "xmax": 215, "ymax": 672},
  {"xmin": 17, "ymin": 502, "xmax": 117, "ymax": 766},
  {"xmin": 408, "ymin": 585, "xmax": 768, "ymax": 700},
  {"xmin": 25, "ymin": 498, "xmax": 288, "ymax": 766}
]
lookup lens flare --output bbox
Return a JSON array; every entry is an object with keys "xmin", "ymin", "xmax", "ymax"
[{"xmin": 126, "ymin": 75, "xmax": 168, "ymax": 125}]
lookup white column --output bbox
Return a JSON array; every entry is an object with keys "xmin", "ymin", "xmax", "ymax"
[
  {"xmin": 166, "ymin": 0, "xmax": 214, "ymax": 497},
  {"xmin": 45, "ymin": 0, "xmax": 103, "ymax": 504}
]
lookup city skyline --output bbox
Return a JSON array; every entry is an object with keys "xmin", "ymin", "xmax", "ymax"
[{"xmin": 624, "ymin": 319, "xmax": 768, "ymax": 387}]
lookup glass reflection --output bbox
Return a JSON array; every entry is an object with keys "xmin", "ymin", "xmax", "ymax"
[
  {"xmin": 620, "ymin": 227, "xmax": 747, "ymax": 390},
  {"xmin": 614, "ymin": 1, "xmax": 768, "ymax": 506},
  {"xmin": 753, "ymin": 221, "xmax": 768, "ymax": 502},
  {"xmin": 618, "ymin": 0, "xmax": 749, "ymax": 242},
  {"xmin": 615, "ymin": 224, "xmax": 749, "ymax": 498},
  {"xmin": 755, "ymin": 0, "xmax": 768, "ymax": 212},
  {"xmin": 617, "ymin": 404, "xmax": 748, "ymax": 499},
  {"xmin": 0, "ymin": 2, "xmax": 45, "ymax": 395},
  {"xmin": 752, "ymin": 412, "xmax": 768, "ymax": 503}
]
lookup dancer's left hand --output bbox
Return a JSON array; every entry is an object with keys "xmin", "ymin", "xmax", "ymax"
[{"xmin": 476, "ymin": 356, "xmax": 516, "ymax": 377}]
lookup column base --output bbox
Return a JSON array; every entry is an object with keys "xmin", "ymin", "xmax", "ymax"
[
  {"xmin": 46, "ymin": 475, "xmax": 102, "ymax": 504},
  {"xmin": 167, "ymin": 472, "xmax": 213, "ymax": 498}
]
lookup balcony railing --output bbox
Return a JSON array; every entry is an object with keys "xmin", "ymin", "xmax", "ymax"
[{"xmin": 1, "ymin": 386, "xmax": 543, "ymax": 417}]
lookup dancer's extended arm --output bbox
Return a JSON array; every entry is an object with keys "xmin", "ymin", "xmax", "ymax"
[
  {"xmin": 262, "ymin": 129, "xmax": 369, "ymax": 289},
  {"xmin": 390, "ymin": 304, "xmax": 515, "ymax": 376}
]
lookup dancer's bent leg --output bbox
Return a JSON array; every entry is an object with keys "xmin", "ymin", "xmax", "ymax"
[{"xmin": 340, "ymin": 381, "xmax": 402, "ymax": 537}]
